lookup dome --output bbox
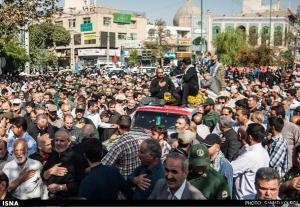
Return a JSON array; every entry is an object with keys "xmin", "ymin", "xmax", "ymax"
[{"xmin": 173, "ymin": 0, "xmax": 201, "ymax": 27}]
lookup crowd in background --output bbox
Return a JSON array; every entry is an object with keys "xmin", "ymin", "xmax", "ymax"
[{"xmin": 0, "ymin": 54, "xmax": 298, "ymax": 201}]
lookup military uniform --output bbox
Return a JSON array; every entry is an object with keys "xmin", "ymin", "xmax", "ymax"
[
  {"xmin": 188, "ymin": 166, "xmax": 230, "ymax": 200},
  {"xmin": 188, "ymin": 144, "xmax": 230, "ymax": 200},
  {"xmin": 203, "ymin": 111, "xmax": 220, "ymax": 132}
]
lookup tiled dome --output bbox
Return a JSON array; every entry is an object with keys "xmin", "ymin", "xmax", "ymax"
[{"xmin": 173, "ymin": 0, "xmax": 201, "ymax": 27}]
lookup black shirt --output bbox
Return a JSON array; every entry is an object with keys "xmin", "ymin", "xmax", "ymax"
[{"xmin": 41, "ymin": 147, "xmax": 86, "ymax": 199}]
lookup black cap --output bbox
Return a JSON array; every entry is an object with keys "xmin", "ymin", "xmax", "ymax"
[{"xmin": 202, "ymin": 134, "xmax": 222, "ymax": 147}]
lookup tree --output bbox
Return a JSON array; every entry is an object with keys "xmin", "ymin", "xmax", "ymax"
[
  {"xmin": 143, "ymin": 19, "xmax": 171, "ymax": 66},
  {"xmin": 29, "ymin": 22, "xmax": 70, "ymax": 68},
  {"xmin": 212, "ymin": 30, "xmax": 248, "ymax": 65},
  {"xmin": 0, "ymin": 38, "xmax": 29, "ymax": 73},
  {"xmin": 0, "ymin": 0, "xmax": 62, "ymax": 41},
  {"xmin": 128, "ymin": 49, "xmax": 138, "ymax": 67}
]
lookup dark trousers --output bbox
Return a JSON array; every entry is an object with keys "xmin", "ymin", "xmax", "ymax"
[{"xmin": 181, "ymin": 83, "xmax": 198, "ymax": 105}]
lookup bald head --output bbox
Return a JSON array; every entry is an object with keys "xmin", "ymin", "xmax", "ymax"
[
  {"xmin": 81, "ymin": 124, "xmax": 95, "ymax": 139},
  {"xmin": 291, "ymin": 115, "xmax": 300, "ymax": 126}
]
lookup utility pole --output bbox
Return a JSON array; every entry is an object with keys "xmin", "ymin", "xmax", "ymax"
[
  {"xmin": 24, "ymin": 24, "xmax": 30, "ymax": 74},
  {"xmin": 269, "ymin": 0, "xmax": 272, "ymax": 46},
  {"xmin": 106, "ymin": 32, "xmax": 110, "ymax": 65},
  {"xmin": 200, "ymin": 0, "xmax": 203, "ymax": 54}
]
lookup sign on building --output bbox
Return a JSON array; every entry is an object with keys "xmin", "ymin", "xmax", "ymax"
[
  {"xmin": 113, "ymin": 13, "xmax": 132, "ymax": 24},
  {"xmin": 80, "ymin": 23, "xmax": 93, "ymax": 32}
]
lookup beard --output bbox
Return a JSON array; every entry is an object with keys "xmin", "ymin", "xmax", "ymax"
[{"xmin": 13, "ymin": 154, "xmax": 27, "ymax": 165}]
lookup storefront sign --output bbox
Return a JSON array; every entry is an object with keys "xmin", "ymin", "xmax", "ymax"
[
  {"xmin": 113, "ymin": 13, "xmax": 132, "ymax": 24},
  {"xmin": 80, "ymin": 23, "xmax": 93, "ymax": 32}
]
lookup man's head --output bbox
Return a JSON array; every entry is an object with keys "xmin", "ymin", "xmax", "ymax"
[
  {"xmin": 54, "ymin": 130, "xmax": 71, "ymax": 153},
  {"xmin": 150, "ymin": 125, "xmax": 168, "ymax": 141},
  {"xmin": 127, "ymin": 99, "xmax": 137, "ymax": 110},
  {"xmin": 270, "ymin": 105, "xmax": 285, "ymax": 119},
  {"xmin": 202, "ymin": 134, "xmax": 222, "ymax": 157},
  {"xmin": 221, "ymin": 107, "xmax": 233, "ymax": 118},
  {"xmin": 64, "ymin": 114, "xmax": 74, "ymax": 130},
  {"xmin": 192, "ymin": 112, "xmax": 204, "ymax": 126},
  {"xmin": 189, "ymin": 144, "xmax": 210, "ymax": 175},
  {"xmin": 164, "ymin": 152, "xmax": 189, "ymax": 193},
  {"xmin": 11, "ymin": 117, "xmax": 27, "ymax": 137},
  {"xmin": 235, "ymin": 107, "xmax": 250, "ymax": 124},
  {"xmin": 247, "ymin": 95, "xmax": 259, "ymax": 109},
  {"xmin": 0, "ymin": 140, "xmax": 7, "ymax": 160},
  {"xmin": 36, "ymin": 114, "xmax": 49, "ymax": 130},
  {"xmin": 139, "ymin": 139, "xmax": 162, "ymax": 166},
  {"xmin": 202, "ymin": 98, "xmax": 215, "ymax": 113},
  {"xmin": 108, "ymin": 100, "xmax": 116, "ymax": 113},
  {"xmin": 255, "ymin": 167, "xmax": 280, "ymax": 200},
  {"xmin": 175, "ymin": 116, "xmax": 190, "ymax": 132},
  {"xmin": 1, "ymin": 101, "xmax": 11, "ymax": 113},
  {"xmin": 156, "ymin": 68, "xmax": 164, "ymax": 79},
  {"xmin": 37, "ymin": 133, "xmax": 52, "ymax": 154},
  {"xmin": 182, "ymin": 58, "xmax": 192, "ymax": 69},
  {"xmin": 82, "ymin": 138, "xmax": 103, "ymax": 165},
  {"xmin": 251, "ymin": 111, "xmax": 265, "ymax": 125},
  {"xmin": 13, "ymin": 139, "xmax": 28, "ymax": 165},
  {"xmin": 246, "ymin": 123, "xmax": 266, "ymax": 145},
  {"xmin": 268, "ymin": 117, "xmax": 284, "ymax": 135},
  {"xmin": 219, "ymin": 116, "xmax": 233, "ymax": 132},
  {"xmin": 117, "ymin": 115, "xmax": 131, "ymax": 133},
  {"xmin": 61, "ymin": 104, "xmax": 71, "ymax": 117},
  {"xmin": 177, "ymin": 130, "xmax": 195, "ymax": 150}
]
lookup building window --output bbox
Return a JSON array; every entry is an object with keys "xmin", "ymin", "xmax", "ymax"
[
  {"xmin": 74, "ymin": 34, "xmax": 81, "ymax": 45},
  {"xmin": 129, "ymin": 33, "xmax": 137, "ymax": 40},
  {"xmin": 84, "ymin": 33, "xmax": 96, "ymax": 45},
  {"xmin": 103, "ymin": 17, "xmax": 111, "ymax": 26},
  {"xmin": 249, "ymin": 26, "xmax": 258, "ymax": 46},
  {"xmin": 68, "ymin": 19, "xmax": 76, "ymax": 28},
  {"xmin": 83, "ymin": 17, "xmax": 91, "ymax": 24},
  {"xmin": 55, "ymin": 21, "xmax": 63, "ymax": 26},
  {"xmin": 274, "ymin": 25, "xmax": 283, "ymax": 46},
  {"xmin": 212, "ymin": 25, "xmax": 221, "ymax": 39},
  {"xmin": 118, "ymin": 33, "xmax": 127, "ymax": 40},
  {"xmin": 130, "ymin": 20, "xmax": 137, "ymax": 28},
  {"xmin": 225, "ymin": 26, "xmax": 234, "ymax": 33}
]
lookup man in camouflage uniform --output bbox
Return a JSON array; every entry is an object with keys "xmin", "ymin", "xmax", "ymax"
[
  {"xmin": 210, "ymin": 55, "xmax": 225, "ymax": 91},
  {"xmin": 202, "ymin": 98, "xmax": 220, "ymax": 132},
  {"xmin": 187, "ymin": 144, "xmax": 230, "ymax": 200}
]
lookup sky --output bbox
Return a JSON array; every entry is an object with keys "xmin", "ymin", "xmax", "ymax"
[{"xmin": 60, "ymin": 0, "xmax": 300, "ymax": 25}]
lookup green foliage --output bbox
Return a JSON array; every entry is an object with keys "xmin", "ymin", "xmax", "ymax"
[
  {"xmin": 212, "ymin": 30, "xmax": 248, "ymax": 65},
  {"xmin": 0, "ymin": 38, "xmax": 29, "ymax": 72},
  {"xmin": 128, "ymin": 49, "xmax": 138, "ymax": 67},
  {"xmin": 144, "ymin": 18, "xmax": 171, "ymax": 66},
  {"xmin": 29, "ymin": 22, "xmax": 70, "ymax": 68},
  {"xmin": 29, "ymin": 22, "xmax": 70, "ymax": 49}
]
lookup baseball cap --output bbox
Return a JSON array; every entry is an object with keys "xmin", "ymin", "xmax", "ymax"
[
  {"xmin": 115, "ymin": 94, "xmax": 127, "ymax": 101},
  {"xmin": 76, "ymin": 104, "xmax": 86, "ymax": 111},
  {"xmin": 201, "ymin": 134, "xmax": 222, "ymax": 147},
  {"xmin": 178, "ymin": 130, "xmax": 196, "ymax": 145},
  {"xmin": 46, "ymin": 104, "xmax": 58, "ymax": 112},
  {"xmin": 189, "ymin": 144, "xmax": 210, "ymax": 167},
  {"xmin": 202, "ymin": 98, "xmax": 215, "ymax": 106}
]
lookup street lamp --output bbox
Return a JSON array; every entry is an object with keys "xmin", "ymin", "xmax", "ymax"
[{"xmin": 269, "ymin": 0, "xmax": 272, "ymax": 46}]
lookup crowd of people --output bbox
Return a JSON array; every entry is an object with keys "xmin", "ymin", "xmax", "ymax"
[{"xmin": 0, "ymin": 54, "xmax": 298, "ymax": 201}]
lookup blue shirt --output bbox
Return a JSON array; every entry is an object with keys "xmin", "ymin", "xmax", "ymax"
[
  {"xmin": 128, "ymin": 161, "xmax": 165, "ymax": 200},
  {"xmin": 7, "ymin": 132, "xmax": 37, "ymax": 155},
  {"xmin": 79, "ymin": 164, "xmax": 131, "ymax": 200}
]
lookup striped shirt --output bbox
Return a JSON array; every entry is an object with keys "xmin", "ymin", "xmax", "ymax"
[{"xmin": 268, "ymin": 134, "xmax": 288, "ymax": 178}]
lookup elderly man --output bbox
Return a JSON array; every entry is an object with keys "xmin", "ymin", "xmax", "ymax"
[
  {"xmin": 148, "ymin": 152, "xmax": 206, "ymax": 200},
  {"xmin": 28, "ymin": 114, "xmax": 58, "ymax": 141},
  {"xmin": 3, "ymin": 139, "xmax": 44, "ymax": 200},
  {"xmin": 42, "ymin": 130, "xmax": 86, "ymax": 199},
  {"xmin": 128, "ymin": 139, "xmax": 165, "ymax": 200},
  {"xmin": 61, "ymin": 114, "xmax": 83, "ymax": 143},
  {"xmin": 243, "ymin": 167, "xmax": 281, "ymax": 200},
  {"xmin": 29, "ymin": 134, "xmax": 52, "ymax": 165}
]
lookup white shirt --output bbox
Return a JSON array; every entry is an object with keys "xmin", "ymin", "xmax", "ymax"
[
  {"xmin": 84, "ymin": 111, "xmax": 112, "ymax": 128},
  {"xmin": 167, "ymin": 179, "xmax": 187, "ymax": 200},
  {"xmin": 231, "ymin": 143, "xmax": 270, "ymax": 200},
  {"xmin": 3, "ymin": 158, "xmax": 44, "ymax": 200},
  {"xmin": 197, "ymin": 124, "xmax": 210, "ymax": 139}
]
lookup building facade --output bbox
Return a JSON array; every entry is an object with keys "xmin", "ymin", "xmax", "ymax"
[
  {"xmin": 54, "ymin": 4, "xmax": 147, "ymax": 68},
  {"xmin": 207, "ymin": 0, "xmax": 291, "ymax": 51}
]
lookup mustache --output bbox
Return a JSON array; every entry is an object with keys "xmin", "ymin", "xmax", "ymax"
[{"xmin": 167, "ymin": 178, "xmax": 176, "ymax": 183}]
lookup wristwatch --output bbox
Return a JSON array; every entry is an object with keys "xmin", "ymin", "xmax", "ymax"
[{"xmin": 59, "ymin": 185, "xmax": 63, "ymax": 191}]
